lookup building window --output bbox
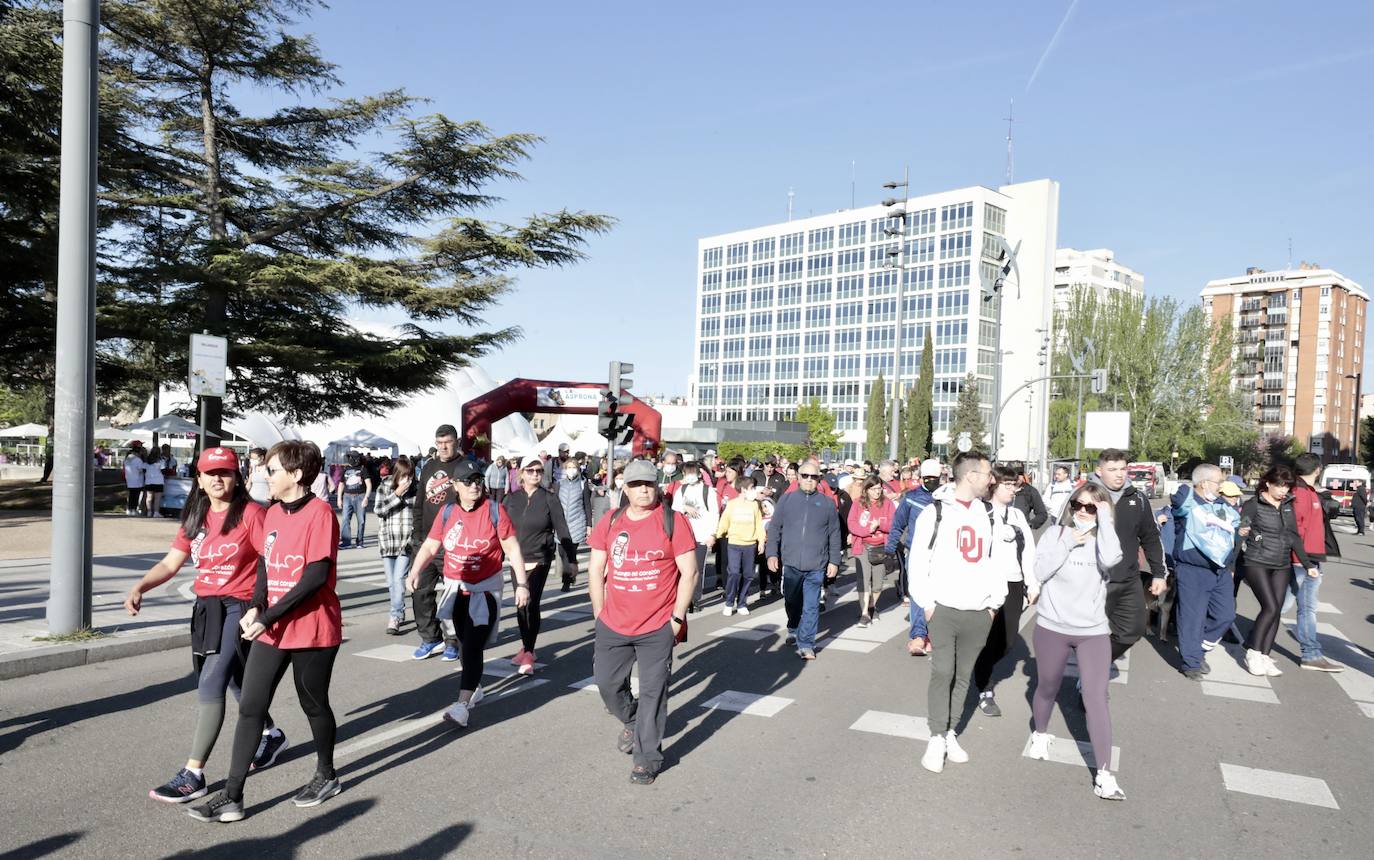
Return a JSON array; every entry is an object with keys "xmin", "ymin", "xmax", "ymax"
[
  {"xmin": 903, "ymin": 265, "xmax": 934, "ymax": 292},
  {"xmin": 700, "ymin": 294, "xmax": 721, "ymax": 315},
  {"xmin": 749, "ymin": 336, "xmax": 772, "ymax": 357},
  {"xmin": 702, "ymin": 271, "xmax": 721, "ymax": 292},
  {"xmin": 838, "ymin": 220, "xmax": 867, "ymax": 247},
  {"xmin": 802, "ymin": 381, "xmax": 827, "ymax": 401},
  {"xmin": 836, "ymin": 301, "xmax": 863, "ymax": 327},
  {"xmin": 699, "ymin": 340, "xmax": 719, "ymax": 360},
  {"xmin": 751, "ymin": 237, "xmax": 775, "ymax": 260},
  {"xmin": 807, "ymin": 253, "xmax": 833, "ymax": 277},
  {"xmin": 699, "ymin": 386, "xmax": 717, "ymax": 405},
  {"xmin": 911, "ymin": 208, "xmax": 937, "ymax": 235},
  {"xmin": 749, "ymin": 312, "xmax": 773, "ymax": 333},
  {"xmin": 780, "ymin": 232, "xmax": 803, "ymax": 256},
  {"xmin": 806, "ymin": 280, "xmax": 833, "ymax": 304},
  {"xmin": 867, "ymin": 297, "xmax": 897, "ymax": 323},
  {"xmin": 869, "ymin": 270, "xmax": 898, "ymax": 296},
  {"xmin": 835, "ymin": 328, "xmax": 862, "ymax": 352},
  {"xmin": 723, "ymin": 338, "xmax": 744, "ymax": 359},
  {"xmin": 725, "ymin": 290, "xmax": 746, "ymax": 312},
  {"xmin": 722, "ymin": 362, "xmax": 744, "ymax": 382},
  {"xmin": 940, "ymin": 202, "xmax": 974, "ymax": 230},
  {"xmin": 700, "ymin": 317, "xmax": 720, "ymax": 338},
  {"xmin": 803, "ymin": 358, "xmax": 828, "ymax": 378},
  {"xmin": 778, "ymin": 258, "xmax": 805, "ymax": 281},
  {"xmin": 750, "ymin": 262, "xmax": 775, "ymax": 284},
  {"xmin": 751, "ymin": 286, "xmax": 774, "ymax": 308},
  {"xmin": 938, "ymin": 261, "xmax": 971, "ymax": 288},
  {"xmin": 936, "ymin": 290, "xmax": 969, "ymax": 317},
  {"xmin": 834, "ymin": 355, "xmax": 860, "ymax": 377},
  {"xmin": 807, "ymin": 227, "xmax": 834, "ymax": 251},
  {"xmin": 984, "ymin": 204, "xmax": 1006, "ymax": 235},
  {"xmin": 935, "ymin": 319, "xmax": 968, "ymax": 346},
  {"xmin": 870, "ymin": 215, "xmax": 903, "ymax": 240},
  {"xmin": 777, "ymin": 283, "xmax": 802, "ymax": 306},
  {"xmin": 934, "ymin": 349, "xmax": 964, "ymax": 374},
  {"xmin": 901, "ymin": 321, "xmax": 928, "ymax": 347},
  {"xmin": 869, "ymin": 244, "xmax": 899, "ymax": 269},
  {"xmin": 907, "ymin": 236, "xmax": 936, "ymax": 263},
  {"xmin": 747, "ymin": 384, "xmax": 769, "ymax": 404},
  {"xmin": 836, "ymin": 275, "xmax": 864, "ymax": 299},
  {"xmin": 866, "ymin": 325, "xmax": 896, "ymax": 351},
  {"xmin": 805, "ymin": 306, "xmax": 831, "ymax": 329},
  {"xmin": 775, "ymin": 358, "xmax": 799, "ymax": 380},
  {"xmin": 703, "ymin": 247, "xmax": 723, "ymax": 269},
  {"xmin": 777, "ymin": 309, "xmax": 801, "ymax": 331},
  {"xmin": 865, "ymin": 353, "xmax": 894, "ymax": 377},
  {"xmin": 698, "ymin": 364, "xmax": 718, "ymax": 383},
  {"xmin": 776, "ymin": 333, "xmax": 800, "ymax": 355},
  {"xmin": 804, "ymin": 331, "xmax": 830, "ymax": 353},
  {"xmin": 939, "ymin": 231, "xmax": 972, "ymax": 260},
  {"xmin": 837, "ymin": 248, "xmax": 866, "ymax": 273},
  {"xmin": 727, "ymin": 243, "xmax": 748, "ymax": 265},
  {"xmin": 721, "ymin": 385, "xmax": 743, "ymax": 406},
  {"xmin": 748, "ymin": 360, "xmax": 770, "ymax": 380},
  {"xmin": 833, "ymin": 381, "xmax": 861, "ymax": 403}
]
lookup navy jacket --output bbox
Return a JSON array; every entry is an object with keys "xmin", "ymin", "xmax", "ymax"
[
  {"xmin": 766, "ymin": 489, "xmax": 843, "ymax": 570},
  {"xmin": 885, "ymin": 486, "xmax": 936, "ymax": 554}
]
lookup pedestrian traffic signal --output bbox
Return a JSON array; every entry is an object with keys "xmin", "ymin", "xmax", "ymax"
[
  {"xmin": 610, "ymin": 360, "xmax": 634, "ymax": 399},
  {"xmin": 1091, "ymin": 368, "xmax": 1108, "ymax": 394},
  {"xmin": 616, "ymin": 412, "xmax": 636, "ymax": 445},
  {"xmin": 598, "ymin": 388, "xmax": 618, "ymax": 438}
]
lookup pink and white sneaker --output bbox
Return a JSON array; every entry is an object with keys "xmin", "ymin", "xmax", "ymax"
[{"xmin": 512, "ymin": 649, "xmax": 535, "ymax": 675}]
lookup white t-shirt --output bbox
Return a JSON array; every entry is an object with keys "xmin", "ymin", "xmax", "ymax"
[
  {"xmin": 123, "ymin": 455, "xmax": 145, "ymax": 488},
  {"xmin": 143, "ymin": 460, "xmax": 165, "ymax": 486}
]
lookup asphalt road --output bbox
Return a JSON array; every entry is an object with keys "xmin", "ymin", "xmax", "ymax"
[{"xmin": 2, "ymin": 521, "xmax": 1372, "ymax": 859}]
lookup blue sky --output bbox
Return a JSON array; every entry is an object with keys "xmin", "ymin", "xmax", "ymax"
[{"xmin": 258, "ymin": 0, "xmax": 1374, "ymax": 395}]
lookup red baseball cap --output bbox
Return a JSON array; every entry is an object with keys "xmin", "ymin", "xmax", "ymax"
[{"xmin": 197, "ymin": 446, "xmax": 239, "ymax": 473}]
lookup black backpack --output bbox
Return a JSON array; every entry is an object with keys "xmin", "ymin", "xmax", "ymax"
[{"xmin": 926, "ymin": 499, "xmax": 996, "ymax": 557}]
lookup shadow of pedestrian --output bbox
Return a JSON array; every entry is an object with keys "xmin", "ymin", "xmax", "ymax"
[
  {"xmin": 0, "ymin": 831, "xmax": 83, "ymax": 860},
  {"xmin": 164, "ymin": 799, "xmax": 382, "ymax": 858},
  {"xmin": 0, "ymin": 675, "xmax": 192, "ymax": 756}
]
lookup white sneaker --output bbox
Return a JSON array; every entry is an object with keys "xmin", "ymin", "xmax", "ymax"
[
  {"xmin": 442, "ymin": 701, "xmax": 470, "ymax": 728},
  {"xmin": 1244, "ymin": 649, "xmax": 1267, "ymax": 677},
  {"xmin": 1027, "ymin": 732, "xmax": 1053, "ymax": 761},
  {"xmin": 722, "ymin": 605, "xmax": 735, "ymax": 617},
  {"xmin": 737, "ymin": 605, "xmax": 750, "ymax": 616},
  {"xmin": 1262, "ymin": 654, "xmax": 1283, "ymax": 677},
  {"xmin": 1094, "ymin": 769, "xmax": 1126, "ymax": 801},
  {"xmin": 921, "ymin": 735, "xmax": 946, "ymax": 773},
  {"xmin": 944, "ymin": 731, "xmax": 969, "ymax": 764},
  {"xmin": 1201, "ymin": 639, "xmax": 1218, "ymax": 652},
  {"xmin": 468, "ymin": 686, "xmax": 485, "ymax": 707}
]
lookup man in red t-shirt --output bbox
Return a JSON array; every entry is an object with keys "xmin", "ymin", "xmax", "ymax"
[{"xmin": 588, "ymin": 459, "xmax": 696, "ymax": 786}]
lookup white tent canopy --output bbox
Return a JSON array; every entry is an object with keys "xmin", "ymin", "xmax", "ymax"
[
  {"xmin": 0, "ymin": 423, "xmax": 49, "ymax": 438},
  {"xmin": 128, "ymin": 414, "xmax": 209, "ymax": 435}
]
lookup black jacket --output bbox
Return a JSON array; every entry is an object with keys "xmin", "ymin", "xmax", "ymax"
[
  {"xmin": 1239, "ymin": 496, "xmax": 1313, "ymax": 569},
  {"xmin": 1088, "ymin": 478, "xmax": 1168, "ymax": 583},
  {"xmin": 1013, "ymin": 484, "xmax": 1048, "ymax": 530},
  {"xmin": 411, "ymin": 456, "xmax": 462, "ymax": 549},
  {"xmin": 502, "ymin": 486, "xmax": 572, "ymax": 564}
]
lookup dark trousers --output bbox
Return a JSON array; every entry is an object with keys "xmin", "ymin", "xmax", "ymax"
[
  {"xmin": 224, "ymin": 642, "xmax": 338, "ymax": 801},
  {"xmin": 594, "ymin": 618, "xmax": 674, "ymax": 772},
  {"xmin": 1242, "ymin": 564, "xmax": 1289, "ymax": 654},
  {"xmin": 558, "ymin": 538, "xmax": 581, "ymax": 584},
  {"xmin": 973, "ymin": 581, "xmax": 1026, "ymax": 692},
  {"xmin": 1175, "ymin": 562, "xmax": 1236, "ymax": 671},
  {"xmin": 1355, "ymin": 505, "xmax": 1367, "ymax": 534},
  {"xmin": 724, "ymin": 543, "xmax": 756, "ymax": 608},
  {"xmin": 926, "ymin": 606, "xmax": 993, "ymax": 735},
  {"xmin": 453, "ymin": 591, "xmax": 497, "ymax": 692},
  {"xmin": 1106, "ymin": 576, "xmax": 1147, "ymax": 662},
  {"xmin": 713, "ymin": 539, "xmax": 728, "ymax": 590},
  {"xmin": 413, "ymin": 557, "xmax": 457, "ymax": 646},
  {"xmin": 515, "ymin": 561, "xmax": 553, "ymax": 652},
  {"xmin": 126, "ymin": 486, "xmax": 141, "ymax": 512}
]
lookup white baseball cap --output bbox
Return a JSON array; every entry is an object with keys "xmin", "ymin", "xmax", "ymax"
[{"xmin": 919, "ymin": 458, "xmax": 942, "ymax": 478}]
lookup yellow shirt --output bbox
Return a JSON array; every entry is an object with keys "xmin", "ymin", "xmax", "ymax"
[{"xmin": 715, "ymin": 496, "xmax": 765, "ymax": 545}]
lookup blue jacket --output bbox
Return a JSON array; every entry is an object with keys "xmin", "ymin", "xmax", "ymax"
[
  {"xmin": 885, "ymin": 486, "xmax": 936, "ymax": 554},
  {"xmin": 766, "ymin": 489, "xmax": 843, "ymax": 570},
  {"xmin": 1169, "ymin": 485, "xmax": 1239, "ymax": 571}
]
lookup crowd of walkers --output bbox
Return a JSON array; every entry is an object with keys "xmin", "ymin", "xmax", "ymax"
[{"xmin": 122, "ymin": 424, "xmax": 1353, "ymax": 819}]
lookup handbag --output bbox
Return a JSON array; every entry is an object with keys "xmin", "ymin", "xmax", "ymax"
[{"xmin": 867, "ymin": 546, "xmax": 888, "ymax": 566}]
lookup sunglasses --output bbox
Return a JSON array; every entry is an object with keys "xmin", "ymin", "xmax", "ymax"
[
  {"xmin": 1070, "ymin": 500, "xmax": 1098, "ymax": 515},
  {"xmin": 523, "ymin": 468, "xmax": 544, "ymax": 474},
  {"xmin": 798, "ymin": 472, "xmax": 820, "ymax": 479},
  {"xmin": 266, "ymin": 466, "xmax": 288, "ymax": 476},
  {"xmin": 456, "ymin": 476, "xmax": 484, "ymax": 486}
]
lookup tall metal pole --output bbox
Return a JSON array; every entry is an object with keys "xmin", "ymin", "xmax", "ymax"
[
  {"xmin": 888, "ymin": 165, "xmax": 908, "ymax": 462},
  {"xmin": 49, "ymin": 0, "xmax": 100, "ymax": 634},
  {"xmin": 1073, "ymin": 376, "xmax": 1085, "ymax": 472}
]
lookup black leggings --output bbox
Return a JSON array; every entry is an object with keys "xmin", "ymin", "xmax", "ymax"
[
  {"xmin": 224, "ymin": 641, "xmax": 338, "ymax": 801},
  {"xmin": 455, "ymin": 591, "xmax": 497, "ymax": 693},
  {"xmin": 973, "ymin": 581, "xmax": 1026, "ymax": 692},
  {"xmin": 1242, "ymin": 564, "xmax": 1289, "ymax": 655},
  {"xmin": 515, "ymin": 562, "xmax": 552, "ymax": 652},
  {"xmin": 127, "ymin": 487, "xmax": 141, "ymax": 511}
]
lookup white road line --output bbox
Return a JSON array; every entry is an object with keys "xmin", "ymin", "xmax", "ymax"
[
  {"xmin": 1199, "ymin": 682, "xmax": 1279, "ymax": 704},
  {"xmin": 1020, "ymin": 734, "xmax": 1121, "ymax": 771},
  {"xmin": 333, "ymin": 680, "xmax": 546, "ymax": 758},
  {"xmin": 833, "ymin": 608, "xmax": 908, "ymax": 644},
  {"xmin": 1295, "ymin": 621, "xmax": 1374, "ymax": 709},
  {"xmin": 815, "ymin": 637, "xmax": 880, "ymax": 653},
  {"xmin": 707, "ymin": 626, "xmax": 775, "ymax": 641},
  {"xmin": 569, "ymin": 675, "xmax": 640, "ymax": 696},
  {"xmin": 700, "ymin": 690, "xmax": 795, "ymax": 717},
  {"xmin": 848, "ymin": 710, "xmax": 930, "ymax": 741},
  {"xmin": 1195, "ymin": 643, "xmax": 1277, "ymax": 703},
  {"xmin": 354, "ymin": 644, "xmax": 423, "ymax": 662},
  {"xmin": 1357, "ymin": 702, "xmax": 1374, "ymax": 719},
  {"xmin": 1219, "ymin": 763, "xmax": 1339, "ymax": 809},
  {"xmin": 1019, "ymin": 606, "xmax": 1037, "ymax": 632}
]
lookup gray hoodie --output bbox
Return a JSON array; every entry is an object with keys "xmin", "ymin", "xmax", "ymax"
[{"xmin": 1034, "ymin": 518, "xmax": 1123, "ymax": 636}]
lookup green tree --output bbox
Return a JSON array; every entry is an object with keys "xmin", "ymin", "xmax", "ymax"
[
  {"xmin": 796, "ymin": 397, "xmax": 839, "ymax": 456},
  {"xmin": 1362, "ymin": 416, "xmax": 1374, "ymax": 471},
  {"xmin": 84, "ymin": 0, "xmax": 612, "ymax": 429},
  {"xmin": 900, "ymin": 330, "xmax": 933, "ymax": 462},
  {"xmin": 865, "ymin": 373, "xmax": 887, "ymax": 461},
  {"xmin": 949, "ymin": 373, "xmax": 987, "ymax": 453}
]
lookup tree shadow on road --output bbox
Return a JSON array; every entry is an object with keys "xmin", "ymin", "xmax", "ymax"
[
  {"xmin": 0, "ymin": 831, "xmax": 83, "ymax": 860},
  {"xmin": 0, "ymin": 675, "xmax": 192, "ymax": 756}
]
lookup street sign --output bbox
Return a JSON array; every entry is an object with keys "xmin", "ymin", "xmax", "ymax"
[
  {"xmin": 1084, "ymin": 411, "xmax": 1130, "ymax": 449},
  {"xmin": 1219, "ymin": 455, "xmax": 1234, "ymax": 473},
  {"xmin": 188, "ymin": 334, "xmax": 228, "ymax": 398},
  {"xmin": 956, "ymin": 432, "xmax": 972, "ymax": 453}
]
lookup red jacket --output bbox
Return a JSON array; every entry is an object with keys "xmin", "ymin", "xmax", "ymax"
[{"xmin": 1291, "ymin": 479, "xmax": 1326, "ymax": 561}]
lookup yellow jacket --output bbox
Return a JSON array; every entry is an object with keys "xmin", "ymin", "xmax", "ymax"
[{"xmin": 715, "ymin": 495, "xmax": 765, "ymax": 545}]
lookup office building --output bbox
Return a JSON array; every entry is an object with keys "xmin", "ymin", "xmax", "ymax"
[
  {"xmin": 693, "ymin": 180, "xmax": 1060, "ymax": 462},
  {"xmin": 1203, "ymin": 262, "xmax": 1367, "ymax": 461}
]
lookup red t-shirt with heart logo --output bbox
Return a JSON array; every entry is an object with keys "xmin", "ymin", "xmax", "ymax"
[
  {"xmin": 172, "ymin": 503, "xmax": 267, "ymax": 600},
  {"xmin": 589, "ymin": 504, "xmax": 696, "ymax": 636},
  {"xmin": 427, "ymin": 500, "xmax": 514, "ymax": 584},
  {"xmin": 257, "ymin": 496, "xmax": 342, "ymax": 649}
]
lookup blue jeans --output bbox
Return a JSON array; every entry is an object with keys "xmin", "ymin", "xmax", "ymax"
[
  {"xmin": 383, "ymin": 554, "xmax": 410, "ymax": 621},
  {"xmin": 1175, "ymin": 562, "xmax": 1236, "ymax": 671},
  {"xmin": 1289, "ymin": 563, "xmax": 1323, "ymax": 661},
  {"xmin": 899, "ymin": 547, "xmax": 928, "ymax": 640},
  {"xmin": 341, "ymin": 493, "xmax": 367, "ymax": 544},
  {"xmin": 782, "ymin": 566, "xmax": 824, "ymax": 650},
  {"xmin": 724, "ymin": 544, "xmax": 757, "ymax": 608}
]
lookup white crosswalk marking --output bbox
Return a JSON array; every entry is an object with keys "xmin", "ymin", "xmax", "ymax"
[
  {"xmin": 700, "ymin": 690, "xmax": 795, "ymax": 717},
  {"xmin": 1287, "ymin": 621, "xmax": 1374, "ymax": 714},
  {"xmin": 848, "ymin": 710, "xmax": 930, "ymax": 741},
  {"xmin": 354, "ymin": 644, "xmax": 425, "ymax": 662},
  {"xmin": 1020, "ymin": 734, "xmax": 1121, "ymax": 771},
  {"xmin": 569, "ymin": 675, "xmax": 640, "ymax": 696},
  {"xmin": 1198, "ymin": 642, "xmax": 1278, "ymax": 703},
  {"xmin": 1219, "ymin": 763, "xmax": 1339, "ymax": 808}
]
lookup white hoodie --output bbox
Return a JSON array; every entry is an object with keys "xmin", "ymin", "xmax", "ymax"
[
  {"xmin": 990, "ymin": 502, "xmax": 1038, "ymax": 595},
  {"xmin": 672, "ymin": 478, "xmax": 719, "ymax": 545},
  {"xmin": 906, "ymin": 497, "xmax": 1009, "ymax": 612}
]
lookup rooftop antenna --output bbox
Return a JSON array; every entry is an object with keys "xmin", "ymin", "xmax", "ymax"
[
  {"xmin": 1287, "ymin": 236, "xmax": 1292, "ymax": 269},
  {"xmin": 1004, "ymin": 97, "xmax": 1016, "ymax": 185},
  {"xmin": 787, "ymin": 186, "xmax": 794, "ymax": 222},
  {"xmin": 850, "ymin": 160, "xmax": 856, "ymax": 209}
]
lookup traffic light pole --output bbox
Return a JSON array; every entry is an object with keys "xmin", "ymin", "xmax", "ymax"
[{"xmin": 990, "ymin": 372, "xmax": 1092, "ymax": 462}]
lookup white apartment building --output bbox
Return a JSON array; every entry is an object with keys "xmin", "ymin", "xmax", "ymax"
[
  {"xmin": 1053, "ymin": 248, "xmax": 1144, "ymax": 317},
  {"xmin": 1203, "ymin": 263, "xmax": 1368, "ymax": 460},
  {"xmin": 692, "ymin": 179, "xmax": 1060, "ymax": 462}
]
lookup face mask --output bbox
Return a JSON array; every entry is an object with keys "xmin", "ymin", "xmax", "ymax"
[
  {"xmin": 1073, "ymin": 513, "xmax": 1096, "ymax": 529},
  {"xmin": 615, "ymin": 477, "xmax": 625, "ymax": 488},
  {"xmin": 921, "ymin": 477, "xmax": 940, "ymax": 492},
  {"xmin": 663, "ymin": 464, "xmax": 677, "ymax": 476},
  {"xmin": 564, "ymin": 469, "xmax": 578, "ymax": 479},
  {"xmin": 681, "ymin": 474, "xmax": 699, "ymax": 485}
]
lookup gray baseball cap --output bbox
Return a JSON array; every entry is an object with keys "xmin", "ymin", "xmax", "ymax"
[{"xmin": 623, "ymin": 460, "xmax": 658, "ymax": 484}]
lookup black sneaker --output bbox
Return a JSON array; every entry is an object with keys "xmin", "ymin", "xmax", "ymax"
[
  {"xmin": 149, "ymin": 767, "xmax": 207, "ymax": 804},
  {"xmin": 857, "ymin": 614, "xmax": 871, "ymax": 628},
  {"xmin": 1182, "ymin": 668, "xmax": 1205, "ymax": 680},
  {"xmin": 977, "ymin": 692, "xmax": 1002, "ymax": 717},
  {"xmin": 186, "ymin": 792, "xmax": 244, "ymax": 823},
  {"xmin": 1200, "ymin": 657, "xmax": 1211, "ymax": 675},
  {"xmin": 617, "ymin": 726, "xmax": 635, "ymax": 754},
  {"xmin": 561, "ymin": 578, "xmax": 573, "ymax": 593},
  {"xmin": 249, "ymin": 729, "xmax": 289, "ymax": 771},
  {"xmin": 292, "ymin": 773, "xmax": 341, "ymax": 808},
  {"xmin": 629, "ymin": 765, "xmax": 657, "ymax": 785}
]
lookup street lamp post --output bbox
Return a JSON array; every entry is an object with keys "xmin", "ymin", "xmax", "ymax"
[
  {"xmin": 880, "ymin": 167, "xmax": 911, "ymax": 462},
  {"xmin": 1345, "ymin": 372, "xmax": 1362, "ymax": 464}
]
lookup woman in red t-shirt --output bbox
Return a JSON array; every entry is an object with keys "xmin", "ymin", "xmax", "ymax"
[
  {"xmin": 188, "ymin": 440, "xmax": 342, "ymax": 824},
  {"xmin": 847, "ymin": 477, "xmax": 896, "ymax": 627},
  {"xmin": 125, "ymin": 447, "xmax": 286, "ymax": 805},
  {"xmin": 407, "ymin": 459, "xmax": 527, "ymax": 729}
]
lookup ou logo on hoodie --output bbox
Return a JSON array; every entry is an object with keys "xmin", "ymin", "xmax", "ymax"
[{"xmin": 957, "ymin": 525, "xmax": 984, "ymax": 563}]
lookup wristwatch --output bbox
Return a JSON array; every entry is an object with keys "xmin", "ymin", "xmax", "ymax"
[{"xmin": 671, "ymin": 615, "xmax": 685, "ymax": 625}]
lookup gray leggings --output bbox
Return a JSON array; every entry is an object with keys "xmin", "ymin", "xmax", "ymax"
[
  {"xmin": 190, "ymin": 600, "xmax": 273, "ymax": 763},
  {"xmin": 853, "ymin": 550, "xmax": 887, "ymax": 608},
  {"xmin": 1032, "ymin": 625, "xmax": 1111, "ymax": 771}
]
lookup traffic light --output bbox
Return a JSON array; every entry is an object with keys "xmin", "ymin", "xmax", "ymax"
[
  {"xmin": 1091, "ymin": 368, "xmax": 1108, "ymax": 394},
  {"xmin": 610, "ymin": 360, "xmax": 634, "ymax": 404},
  {"xmin": 616, "ymin": 411, "xmax": 636, "ymax": 445},
  {"xmin": 598, "ymin": 387, "xmax": 618, "ymax": 439}
]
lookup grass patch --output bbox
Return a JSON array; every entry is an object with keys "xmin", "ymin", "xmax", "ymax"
[{"xmin": 32, "ymin": 627, "xmax": 109, "ymax": 643}]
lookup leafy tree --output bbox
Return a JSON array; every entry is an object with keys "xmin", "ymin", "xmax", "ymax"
[
  {"xmin": 20, "ymin": 0, "xmax": 613, "ymax": 436},
  {"xmin": 865, "ymin": 373, "xmax": 887, "ymax": 461},
  {"xmin": 949, "ymin": 373, "xmax": 986, "ymax": 452},
  {"xmin": 796, "ymin": 397, "xmax": 839, "ymax": 455},
  {"xmin": 1362, "ymin": 417, "xmax": 1374, "ymax": 471},
  {"xmin": 900, "ymin": 330, "xmax": 933, "ymax": 462}
]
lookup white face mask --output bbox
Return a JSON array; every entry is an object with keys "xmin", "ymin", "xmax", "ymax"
[
  {"xmin": 1073, "ymin": 513, "xmax": 1096, "ymax": 529},
  {"xmin": 564, "ymin": 468, "xmax": 578, "ymax": 479},
  {"xmin": 615, "ymin": 477, "xmax": 625, "ymax": 488},
  {"xmin": 681, "ymin": 474, "xmax": 699, "ymax": 485},
  {"xmin": 663, "ymin": 464, "xmax": 677, "ymax": 476}
]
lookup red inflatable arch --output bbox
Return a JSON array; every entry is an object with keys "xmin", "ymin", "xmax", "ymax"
[{"xmin": 460, "ymin": 378, "xmax": 662, "ymax": 461}]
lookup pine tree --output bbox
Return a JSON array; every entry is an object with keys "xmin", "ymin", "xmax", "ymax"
[
  {"xmin": 88, "ymin": 0, "xmax": 613, "ymax": 429},
  {"xmin": 901, "ymin": 330, "xmax": 934, "ymax": 461},
  {"xmin": 865, "ymin": 373, "xmax": 887, "ymax": 461},
  {"xmin": 949, "ymin": 373, "xmax": 987, "ymax": 453}
]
